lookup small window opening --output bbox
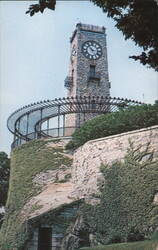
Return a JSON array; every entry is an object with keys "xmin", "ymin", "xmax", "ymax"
[
  {"xmin": 72, "ymin": 69, "xmax": 74, "ymax": 81},
  {"xmin": 38, "ymin": 227, "xmax": 52, "ymax": 250},
  {"xmin": 89, "ymin": 65, "xmax": 95, "ymax": 78}
]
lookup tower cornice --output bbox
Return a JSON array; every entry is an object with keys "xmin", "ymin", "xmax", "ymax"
[{"xmin": 70, "ymin": 23, "xmax": 106, "ymax": 43}]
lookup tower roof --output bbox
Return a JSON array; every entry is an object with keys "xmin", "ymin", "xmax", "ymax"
[
  {"xmin": 70, "ymin": 23, "xmax": 106, "ymax": 43},
  {"xmin": 76, "ymin": 23, "xmax": 105, "ymax": 33}
]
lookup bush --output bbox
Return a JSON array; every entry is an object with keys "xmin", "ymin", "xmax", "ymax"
[
  {"xmin": 151, "ymin": 231, "xmax": 158, "ymax": 241},
  {"xmin": 107, "ymin": 231, "xmax": 122, "ymax": 244},
  {"xmin": 65, "ymin": 140, "xmax": 77, "ymax": 150},
  {"xmin": 66, "ymin": 104, "xmax": 158, "ymax": 149},
  {"xmin": 127, "ymin": 228, "xmax": 145, "ymax": 242}
]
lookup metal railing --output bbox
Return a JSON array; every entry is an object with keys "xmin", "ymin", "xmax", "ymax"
[
  {"xmin": 11, "ymin": 127, "xmax": 77, "ymax": 150},
  {"xmin": 8, "ymin": 96, "xmax": 143, "ymax": 150}
]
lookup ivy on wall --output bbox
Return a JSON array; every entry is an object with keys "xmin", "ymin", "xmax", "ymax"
[
  {"xmin": 81, "ymin": 140, "xmax": 158, "ymax": 245},
  {"xmin": 0, "ymin": 139, "xmax": 73, "ymax": 250}
]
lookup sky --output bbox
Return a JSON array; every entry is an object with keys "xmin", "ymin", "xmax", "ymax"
[{"xmin": 0, "ymin": 1, "xmax": 158, "ymax": 155}]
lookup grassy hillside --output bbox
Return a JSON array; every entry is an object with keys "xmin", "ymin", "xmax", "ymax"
[{"xmin": 0, "ymin": 139, "xmax": 72, "ymax": 250}]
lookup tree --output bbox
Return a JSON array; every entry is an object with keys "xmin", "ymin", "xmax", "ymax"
[
  {"xmin": 0, "ymin": 152, "xmax": 10, "ymax": 207},
  {"xmin": 26, "ymin": 0, "xmax": 56, "ymax": 16},
  {"xmin": 26, "ymin": 0, "xmax": 158, "ymax": 71},
  {"xmin": 0, "ymin": 152, "xmax": 10, "ymax": 227},
  {"xmin": 91, "ymin": 0, "xmax": 158, "ymax": 71}
]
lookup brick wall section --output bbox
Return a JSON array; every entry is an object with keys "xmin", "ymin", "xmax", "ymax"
[{"xmin": 71, "ymin": 125, "xmax": 158, "ymax": 201}]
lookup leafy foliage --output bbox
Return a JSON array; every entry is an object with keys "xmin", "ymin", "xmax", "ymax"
[
  {"xmin": 0, "ymin": 152, "xmax": 10, "ymax": 207},
  {"xmin": 26, "ymin": 0, "xmax": 56, "ymax": 16},
  {"xmin": 151, "ymin": 231, "xmax": 158, "ymax": 241},
  {"xmin": 66, "ymin": 104, "xmax": 158, "ymax": 149},
  {"xmin": 0, "ymin": 140, "xmax": 72, "ymax": 249},
  {"xmin": 91, "ymin": 0, "xmax": 158, "ymax": 70},
  {"xmin": 0, "ymin": 211, "xmax": 5, "ymax": 229},
  {"xmin": 81, "ymin": 142, "xmax": 158, "ymax": 245}
]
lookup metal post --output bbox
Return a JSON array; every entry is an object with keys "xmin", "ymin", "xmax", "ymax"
[
  {"xmin": 34, "ymin": 129, "xmax": 37, "ymax": 139},
  {"xmin": 47, "ymin": 118, "xmax": 49, "ymax": 136},
  {"xmin": 58, "ymin": 105, "xmax": 60, "ymax": 137},
  {"xmin": 83, "ymin": 112, "xmax": 86, "ymax": 122},
  {"xmin": 18, "ymin": 120, "xmax": 21, "ymax": 145},
  {"xmin": 14, "ymin": 122, "xmax": 16, "ymax": 142},
  {"xmin": 13, "ymin": 134, "xmax": 16, "ymax": 142},
  {"xmin": 40, "ymin": 109, "xmax": 43, "ymax": 132},
  {"xmin": 26, "ymin": 113, "xmax": 29, "ymax": 140},
  {"xmin": 63, "ymin": 114, "xmax": 65, "ymax": 136},
  {"xmin": 39, "ymin": 108, "xmax": 43, "ymax": 138}
]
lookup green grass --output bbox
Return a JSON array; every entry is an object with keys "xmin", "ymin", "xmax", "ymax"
[
  {"xmin": 81, "ymin": 240, "xmax": 158, "ymax": 250},
  {"xmin": 0, "ymin": 139, "xmax": 72, "ymax": 249}
]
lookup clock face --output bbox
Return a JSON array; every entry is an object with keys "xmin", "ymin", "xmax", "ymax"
[{"xmin": 82, "ymin": 40, "xmax": 102, "ymax": 60}]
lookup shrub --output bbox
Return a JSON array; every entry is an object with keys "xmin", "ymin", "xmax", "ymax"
[
  {"xmin": 66, "ymin": 104, "xmax": 158, "ymax": 149},
  {"xmin": 107, "ymin": 231, "xmax": 122, "ymax": 244},
  {"xmin": 127, "ymin": 228, "xmax": 145, "ymax": 242},
  {"xmin": 151, "ymin": 231, "xmax": 158, "ymax": 241}
]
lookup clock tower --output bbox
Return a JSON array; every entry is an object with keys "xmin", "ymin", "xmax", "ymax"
[{"xmin": 65, "ymin": 23, "xmax": 111, "ymax": 128}]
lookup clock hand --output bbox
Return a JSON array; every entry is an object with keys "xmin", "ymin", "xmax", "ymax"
[{"xmin": 90, "ymin": 46, "xmax": 95, "ymax": 52}]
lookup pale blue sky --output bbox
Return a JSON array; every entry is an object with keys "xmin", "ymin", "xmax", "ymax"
[{"xmin": 0, "ymin": 1, "xmax": 157, "ymax": 154}]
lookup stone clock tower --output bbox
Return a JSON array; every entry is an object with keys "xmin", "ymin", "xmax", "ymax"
[
  {"xmin": 65, "ymin": 23, "xmax": 111, "ymax": 128},
  {"xmin": 65, "ymin": 23, "xmax": 110, "ymax": 97}
]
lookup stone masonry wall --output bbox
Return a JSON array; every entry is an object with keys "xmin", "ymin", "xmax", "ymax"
[
  {"xmin": 65, "ymin": 23, "xmax": 110, "ymax": 129},
  {"xmin": 71, "ymin": 125, "xmax": 158, "ymax": 202}
]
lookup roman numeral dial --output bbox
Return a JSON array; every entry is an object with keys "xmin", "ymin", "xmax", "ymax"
[{"xmin": 82, "ymin": 40, "xmax": 102, "ymax": 60}]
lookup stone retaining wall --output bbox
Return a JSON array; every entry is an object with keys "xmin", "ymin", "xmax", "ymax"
[{"xmin": 71, "ymin": 125, "xmax": 158, "ymax": 201}]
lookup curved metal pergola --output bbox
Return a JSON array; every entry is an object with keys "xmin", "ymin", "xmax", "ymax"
[{"xmin": 7, "ymin": 96, "xmax": 142, "ymax": 149}]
